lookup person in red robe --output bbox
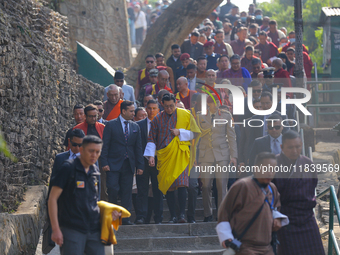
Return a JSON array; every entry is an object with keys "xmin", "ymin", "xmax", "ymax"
[
  {"xmin": 103, "ymin": 85, "xmax": 123, "ymax": 121},
  {"xmin": 175, "ymin": 77, "xmax": 197, "ymax": 109},
  {"xmin": 145, "ymin": 70, "xmax": 173, "ymax": 96},
  {"xmin": 255, "ymin": 31, "xmax": 278, "ymax": 66},
  {"xmin": 272, "ymin": 58, "xmax": 293, "ymax": 98}
]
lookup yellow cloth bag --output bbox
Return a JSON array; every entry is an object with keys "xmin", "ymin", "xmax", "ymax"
[
  {"xmin": 97, "ymin": 201, "xmax": 131, "ymax": 245},
  {"xmin": 156, "ymin": 108, "xmax": 201, "ymax": 194}
]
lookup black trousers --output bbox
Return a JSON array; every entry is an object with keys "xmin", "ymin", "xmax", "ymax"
[
  {"xmin": 136, "ymin": 158, "xmax": 163, "ymax": 223},
  {"xmin": 106, "ymin": 159, "xmax": 133, "ymax": 223},
  {"xmin": 135, "ymin": 27, "xmax": 144, "ymax": 45}
]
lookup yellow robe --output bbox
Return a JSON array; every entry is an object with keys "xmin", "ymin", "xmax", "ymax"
[
  {"xmin": 156, "ymin": 108, "xmax": 201, "ymax": 194},
  {"xmin": 97, "ymin": 201, "xmax": 131, "ymax": 245}
]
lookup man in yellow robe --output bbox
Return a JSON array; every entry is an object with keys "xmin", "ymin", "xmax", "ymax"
[{"xmin": 144, "ymin": 93, "xmax": 201, "ymax": 223}]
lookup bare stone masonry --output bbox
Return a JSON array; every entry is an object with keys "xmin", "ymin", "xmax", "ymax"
[
  {"xmin": 59, "ymin": 0, "xmax": 132, "ymax": 68},
  {"xmin": 0, "ymin": 0, "xmax": 104, "ymax": 213}
]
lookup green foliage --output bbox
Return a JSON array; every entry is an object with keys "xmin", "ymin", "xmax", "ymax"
[{"xmin": 0, "ymin": 133, "xmax": 17, "ymax": 162}]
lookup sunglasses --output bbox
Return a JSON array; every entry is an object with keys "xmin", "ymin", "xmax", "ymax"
[
  {"xmin": 98, "ymin": 109, "xmax": 104, "ymax": 113},
  {"xmin": 71, "ymin": 142, "xmax": 82, "ymax": 147},
  {"xmin": 115, "ymin": 79, "xmax": 124, "ymax": 83},
  {"xmin": 146, "ymin": 61, "xmax": 154, "ymax": 64},
  {"xmin": 253, "ymin": 89, "xmax": 262, "ymax": 93},
  {"xmin": 267, "ymin": 126, "xmax": 281, "ymax": 130}
]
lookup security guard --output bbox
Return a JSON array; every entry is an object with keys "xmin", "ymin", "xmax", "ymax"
[
  {"xmin": 196, "ymin": 94, "xmax": 238, "ymax": 222},
  {"xmin": 48, "ymin": 135, "xmax": 121, "ymax": 255}
]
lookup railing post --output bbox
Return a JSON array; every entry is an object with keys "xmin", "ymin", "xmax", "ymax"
[{"xmin": 329, "ymin": 192, "xmax": 334, "ymax": 255}]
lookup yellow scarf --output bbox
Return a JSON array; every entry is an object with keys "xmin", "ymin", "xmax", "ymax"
[
  {"xmin": 97, "ymin": 201, "xmax": 131, "ymax": 245},
  {"xmin": 156, "ymin": 108, "xmax": 201, "ymax": 194},
  {"xmin": 140, "ymin": 68, "xmax": 146, "ymax": 81}
]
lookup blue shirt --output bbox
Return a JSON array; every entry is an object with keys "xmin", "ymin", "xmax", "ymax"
[
  {"xmin": 205, "ymin": 53, "xmax": 220, "ymax": 71},
  {"xmin": 270, "ymin": 134, "xmax": 282, "ymax": 155}
]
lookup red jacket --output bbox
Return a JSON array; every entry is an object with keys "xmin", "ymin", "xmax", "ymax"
[
  {"xmin": 73, "ymin": 121, "xmax": 105, "ymax": 139},
  {"xmin": 274, "ymin": 68, "xmax": 293, "ymax": 98}
]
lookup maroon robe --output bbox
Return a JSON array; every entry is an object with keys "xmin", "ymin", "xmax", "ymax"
[
  {"xmin": 229, "ymin": 39, "xmax": 246, "ymax": 56},
  {"xmin": 274, "ymin": 68, "xmax": 292, "ymax": 98},
  {"xmin": 267, "ymin": 30, "xmax": 280, "ymax": 47},
  {"xmin": 254, "ymin": 42, "xmax": 278, "ymax": 64},
  {"xmin": 272, "ymin": 153, "xmax": 325, "ymax": 255}
]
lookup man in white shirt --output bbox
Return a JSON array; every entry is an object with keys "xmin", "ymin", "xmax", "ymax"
[
  {"xmin": 94, "ymin": 100, "xmax": 107, "ymax": 125},
  {"xmin": 134, "ymin": 5, "xmax": 147, "ymax": 45}
]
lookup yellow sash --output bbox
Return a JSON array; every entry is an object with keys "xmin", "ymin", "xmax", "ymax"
[
  {"xmin": 156, "ymin": 108, "xmax": 201, "ymax": 194},
  {"xmin": 140, "ymin": 68, "xmax": 146, "ymax": 81}
]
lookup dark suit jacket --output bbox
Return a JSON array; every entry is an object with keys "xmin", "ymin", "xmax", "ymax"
[
  {"xmin": 248, "ymin": 110, "xmax": 289, "ymax": 150},
  {"xmin": 166, "ymin": 55, "xmax": 182, "ymax": 77},
  {"xmin": 136, "ymin": 118, "xmax": 148, "ymax": 152},
  {"xmin": 180, "ymin": 39, "xmax": 204, "ymax": 60},
  {"xmin": 100, "ymin": 118, "xmax": 144, "ymax": 174},
  {"xmin": 248, "ymin": 135, "xmax": 271, "ymax": 166},
  {"xmin": 51, "ymin": 151, "xmax": 70, "ymax": 181}
]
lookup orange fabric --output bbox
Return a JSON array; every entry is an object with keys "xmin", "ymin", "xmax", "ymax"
[
  {"xmin": 73, "ymin": 121, "xmax": 105, "ymax": 139},
  {"xmin": 106, "ymin": 100, "xmax": 123, "ymax": 121}
]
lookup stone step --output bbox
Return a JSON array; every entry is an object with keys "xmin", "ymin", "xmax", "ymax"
[
  {"xmin": 129, "ymin": 208, "xmax": 218, "ymax": 222},
  {"xmin": 116, "ymin": 222, "xmax": 217, "ymax": 239},
  {"xmin": 114, "ymin": 249, "xmax": 225, "ymax": 255},
  {"xmin": 114, "ymin": 235, "xmax": 220, "ymax": 252}
]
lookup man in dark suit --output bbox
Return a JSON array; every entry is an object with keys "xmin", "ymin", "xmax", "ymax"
[
  {"xmin": 166, "ymin": 44, "xmax": 182, "ymax": 77},
  {"xmin": 51, "ymin": 129, "xmax": 85, "ymax": 180},
  {"xmin": 101, "ymin": 101, "xmax": 144, "ymax": 225},
  {"xmin": 180, "ymin": 31, "xmax": 204, "ymax": 60},
  {"xmin": 135, "ymin": 99, "xmax": 163, "ymax": 224},
  {"xmin": 94, "ymin": 100, "xmax": 108, "ymax": 125},
  {"xmin": 248, "ymin": 91, "xmax": 289, "ymax": 156},
  {"xmin": 248, "ymin": 114, "xmax": 284, "ymax": 166}
]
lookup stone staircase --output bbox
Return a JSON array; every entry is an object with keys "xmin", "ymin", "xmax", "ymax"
[{"xmin": 114, "ymin": 196, "xmax": 224, "ymax": 255}]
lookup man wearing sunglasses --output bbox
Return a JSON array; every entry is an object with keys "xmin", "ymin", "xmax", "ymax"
[
  {"xmin": 248, "ymin": 114, "xmax": 283, "ymax": 166},
  {"xmin": 93, "ymin": 100, "xmax": 107, "ymax": 125},
  {"xmin": 51, "ymin": 129, "xmax": 85, "ymax": 180}
]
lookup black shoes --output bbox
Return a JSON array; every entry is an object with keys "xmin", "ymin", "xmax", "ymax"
[
  {"xmin": 203, "ymin": 215, "xmax": 213, "ymax": 222},
  {"xmin": 168, "ymin": 217, "xmax": 178, "ymax": 223}
]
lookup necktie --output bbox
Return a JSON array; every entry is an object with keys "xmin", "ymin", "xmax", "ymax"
[
  {"xmin": 72, "ymin": 153, "xmax": 77, "ymax": 159},
  {"xmin": 124, "ymin": 121, "xmax": 129, "ymax": 159},
  {"xmin": 273, "ymin": 138, "xmax": 280, "ymax": 155},
  {"xmin": 211, "ymin": 114, "xmax": 215, "ymax": 124}
]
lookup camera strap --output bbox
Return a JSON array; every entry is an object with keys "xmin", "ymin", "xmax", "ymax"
[{"xmin": 234, "ymin": 201, "xmax": 265, "ymax": 241}]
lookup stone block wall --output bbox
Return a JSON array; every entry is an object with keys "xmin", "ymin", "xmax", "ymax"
[
  {"xmin": 0, "ymin": 0, "xmax": 104, "ymax": 213},
  {"xmin": 59, "ymin": 0, "xmax": 132, "ymax": 69}
]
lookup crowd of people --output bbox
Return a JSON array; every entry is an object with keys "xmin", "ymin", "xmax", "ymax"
[{"xmin": 47, "ymin": 1, "xmax": 324, "ymax": 255}]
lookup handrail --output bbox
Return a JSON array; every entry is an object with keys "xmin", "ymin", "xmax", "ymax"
[{"xmin": 316, "ymin": 185, "xmax": 340, "ymax": 255}]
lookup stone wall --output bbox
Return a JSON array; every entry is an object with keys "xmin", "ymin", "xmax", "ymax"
[
  {"xmin": 59, "ymin": 0, "xmax": 132, "ymax": 69},
  {"xmin": 0, "ymin": 0, "xmax": 104, "ymax": 213}
]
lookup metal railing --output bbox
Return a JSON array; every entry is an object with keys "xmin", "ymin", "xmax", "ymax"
[
  {"xmin": 317, "ymin": 185, "xmax": 340, "ymax": 255},
  {"xmin": 305, "ymin": 80, "xmax": 340, "ymax": 127}
]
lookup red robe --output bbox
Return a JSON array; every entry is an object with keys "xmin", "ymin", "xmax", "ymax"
[
  {"xmin": 274, "ymin": 68, "xmax": 293, "ymax": 98},
  {"xmin": 281, "ymin": 42, "xmax": 309, "ymax": 54},
  {"xmin": 73, "ymin": 121, "xmax": 105, "ymax": 139}
]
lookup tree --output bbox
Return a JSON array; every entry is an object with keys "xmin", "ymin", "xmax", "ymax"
[{"xmin": 125, "ymin": 0, "xmax": 223, "ymax": 86}]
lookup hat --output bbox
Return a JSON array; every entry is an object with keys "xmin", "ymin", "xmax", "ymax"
[
  {"xmin": 207, "ymin": 93, "xmax": 219, "ymax": 104},
  {"xmin": 114, "ymin": 71, "xmax": 124, "ymax": 80},
  {"xmin": 203, "ymin": 41, "xmax": 214, "ymax": 47},
  {"xmin": 180, "ymin": 53, "xmax": 190, "ymax": 61},
  {"xmin": 149, "ymin": 69, "xmax": 159, "ymax": 77}
]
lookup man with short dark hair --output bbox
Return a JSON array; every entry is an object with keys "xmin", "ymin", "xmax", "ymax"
[
  {"xmin": 166, "ymin": 44, "xmax": 182, "ymax": 79},
  {"xmin": 267, "ymin": 20, "xmax": 285, "ymax": 48},
  {"xmin": 255, "ymin": 31, "xmax": 278, "ymax": 65},
  {"xmin": 93, "ymin": 100, "xmax": 107, "ymax": 125},
  {"xmin": 203, "ymin": 41, "xmax": 220, "ymax": 71},
  {"xmin": 248, "ymin": 114, "xmax": 284, "ymax": 166},
  {"xmin": 101, "ymin": 101, "xmax": 144, "ymax": 225},
  {"xmin": 63, "ymin": 104, "xmax": 85, "ymax": 149},
  {"xmin": 175, "ymin": 53, "xmax": 191, "ymax": 83},
  {"xmin": 186, "ymin": 63, "xmax": 202, "ymax": 91},
  {"xmin": 230, "ymin": 27, "xmax": 248, "ymax": 56},
  {"xmin": 217, "ymin": 152, "xmax": 288, "ymax": 255},
  {"xmin": 143, "ymin": 94, "xmax": 154, "ymax": 107},
  {"xmin": 134, "ymin": 107, "xmax": 147, "ymax": 121},
  {"xmin": 180, "ymin": 31, "xmax": 204, "ymax": 60},
  {"xmin": 51, "ymin": 129, "xmax": 85, "ymax": 180},
  {"xmin": 251, "ymin": 58, "xmax": 263, "ymax": 79},
  {"xmin": 241, "ymin": 45, "xmax": 257, "ymax": 73},
  {"xmin": 196, "ymin": 56, "xmax": 207, "ymax": 79},
  {"xmin": 73, "ymin": 104, "xmax": 105, "ymax": 139},
  {"xmin": 273, "ymin": 131, "xmax": 325, "ymax": 255},
  {"xmin": 144, "ymin": 94, "xmax": 201, "ymax": 223},
  {"xmin": 135, "ymin": 99, "xmax": 163, "ymax": 224},
  {"xmin": 48, "ymin": 135, "xmax": 122, "ymax": 255},
  {"xmin": 214, "ymin": 29, "xmax": 233, "ymax": 57}
]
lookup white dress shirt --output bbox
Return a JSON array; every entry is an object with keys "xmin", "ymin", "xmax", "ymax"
[
  {"xmin": 188, "ymin": 75, "xmax": 197, "ymax": 91},
  {"xmin": 69, "ymin": 150, "xmax": 80, "ymax": 160}
]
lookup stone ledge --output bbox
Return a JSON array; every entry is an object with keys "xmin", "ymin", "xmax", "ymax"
[{"xmin": 0, "ymin": 185, "xmax": 48, "ymax": 255}]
